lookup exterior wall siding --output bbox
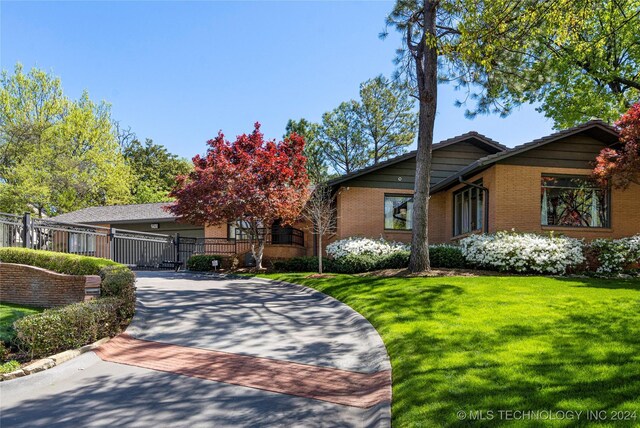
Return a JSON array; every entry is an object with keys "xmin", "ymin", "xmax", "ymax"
[
  {"xmin": 342, "ymin": 141, "xmax": 499, "ymax": 190},
  {"xmin": 334, "ymin": 186, "xmax": 449, "ymax": 244},
  {"xmin": 490, "ymin": 164, "xmax": 640, "ymax": 239}
]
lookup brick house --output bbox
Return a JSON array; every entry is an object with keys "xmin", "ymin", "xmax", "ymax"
[
  {"xmin": 327, "ymin": 120, "xmax": 640, "ymax": 247},
  {"xmin": 54, "ymin": 120, "xmax": 640, "ymax": 263}
]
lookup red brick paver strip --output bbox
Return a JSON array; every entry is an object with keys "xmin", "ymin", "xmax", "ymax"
[{"xmin": 96, "ymin": 334, "xmax": 391, "ymax": 408}]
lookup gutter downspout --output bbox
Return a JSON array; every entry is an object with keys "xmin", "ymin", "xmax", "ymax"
[{"xmin": 458, "ymin": 177, "xmax": 489, "ymax": 233}]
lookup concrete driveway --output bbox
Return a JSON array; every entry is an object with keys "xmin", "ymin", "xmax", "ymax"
[{"xmin": 1, "ymin": 272, "xmax": 391, "ymax": 427}]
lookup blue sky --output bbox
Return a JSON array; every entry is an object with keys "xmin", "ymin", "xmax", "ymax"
[{"xmin": 1, "ymin": 1, "xmax": 554, "ymax": 159}]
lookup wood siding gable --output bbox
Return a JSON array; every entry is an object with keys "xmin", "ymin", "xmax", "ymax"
[
  {"xmin": 343, "ymin": 141, "xmax": 497, "ymax": 190},
  {"xmin": 498, "ymin": 135, "xmax": 607, "ymax": 169}
]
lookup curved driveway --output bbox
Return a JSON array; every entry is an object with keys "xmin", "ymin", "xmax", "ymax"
[{"xmin": 1, "ymin": 272, "xmax": 391, "ymax": 427}]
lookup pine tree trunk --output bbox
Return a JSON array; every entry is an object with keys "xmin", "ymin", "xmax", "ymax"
[{"xmin": 408, "ymin": 1, "xmax": 438, "ymax": 273}]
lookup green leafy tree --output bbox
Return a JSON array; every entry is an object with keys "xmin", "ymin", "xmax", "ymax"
[
  {"xmin": 437, "ymin": 0, "xmax": 640, "ymax": 128},
  {"xmin": 318, "ymin": 101, "xmax": 369, "ymax": 175},
  {"xmin": 384, "ymin": 0, "xmax": 639, "ymax": 271},
  {"xmin": 0, "ymin": 64, "xmax": 132, "ymax": 216},
  {"xmin": 284, "ymin": 119, "xmax": 328, "ymax": 183},
  {"xmin": 123, "ymin": 139, "xmax": 192, "ymax": 203},
  {"xmin": 355, "ymin": 75, "xmax": 417, "ymax": 164}
]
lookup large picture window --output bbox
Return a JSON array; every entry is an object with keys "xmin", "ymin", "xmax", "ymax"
[
  {"xmin": 453, "ymin": 181, "xmax": 484, "ymax": 237},
  {"xmin": 384, "ymin": 195, "xmax": 413, "ymax": 230},
  {"xmin": 541, "ymin": 175, "xmax": 609, "ymax": 228}
]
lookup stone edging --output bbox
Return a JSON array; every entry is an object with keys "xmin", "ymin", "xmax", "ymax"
[{"xmin": 1, "ymin": 337, "xmax": 110, "ymax": 381}]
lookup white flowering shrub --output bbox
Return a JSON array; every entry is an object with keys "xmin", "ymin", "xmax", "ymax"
[
  {"xmin": 326, "ymin": 236, "xmax": 409, "ymax": 259},
  {"xmin": 589, "ymin": 235, "xmax": 640, "ymax": 273},
  {"xmin": 460, "ymin": 231, "xmax": 585, "ymax": 274}
]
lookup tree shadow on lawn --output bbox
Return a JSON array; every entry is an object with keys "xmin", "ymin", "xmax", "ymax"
[
  {"xmin": 303, "ymin": 275, "xmax": 640, "ymax": 427},
  {"xmin": 554, "ymin": 276, "xmax": 640, "ymax": 291}
]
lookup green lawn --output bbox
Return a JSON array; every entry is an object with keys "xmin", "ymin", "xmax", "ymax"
[
  {"xmin": 0, "ymin": 302, "xmax": 42, "ymax": 344},
  {"xmin": 259, "ymin": 273, "xmax": 640, "ymax": 427}
]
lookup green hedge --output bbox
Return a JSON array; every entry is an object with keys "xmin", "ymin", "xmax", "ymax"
[
  {"xmin": 14, "ymin": 297, "xmax": 125, "ymax": 359},
  {"xmin": 99, "ymin": 266, "xmax": 136, "ymax": 320},
  {"xmin": 1, "ymin": 249, "xmax": 137, "ymax": 359},
  {"xmin": 0, "ymin": 248, "xmax": 119, "ymax": 275},
  {"xmin": 429, "ymin": 245, "xmax": 466, "ymax": 269},
  {"xmin": 273, "ymin": 257, "xmax": 335, "ymax": 272},
  {"xmin": 273, "ymin": 246, "xmax": 465, "ymax": 274},
  {"xmin": 187, "ymin": 254, "xmax": 224, "ymax": 271}
]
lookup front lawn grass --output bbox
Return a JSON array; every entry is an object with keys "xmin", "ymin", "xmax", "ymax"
[
  {"xmin": 259, "ymin": 273, "xmax": 640, "ymax": 427},
  {"xmin": 0, "ymin": 302, "xmax": 43, "ymax": 344}
]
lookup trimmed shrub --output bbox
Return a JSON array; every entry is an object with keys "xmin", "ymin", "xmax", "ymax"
[
  {"xmin": 429, "ymin": 245, "xmax": 466, "ymax": 269},
  {"xmin": 332, "ymin": 254, "xmax": 381, "ymax": 274},
  {"xmin": 187, "ymin": 254, "xmax": 224, "ymax": 271},
  {"xmin": 14, "ymin": 298, "xmax": 125, "ymax": 359},
  {"xmin": 377, "ymin": 250, "xmax": 411, "ymax": 270},
  {"xmin": 0, "ymin": 248, "xmax": 119, "ymax": 275},
  {"xmin": 272, "ymin": 256, "xmax": 334, "ymax": 272},
  {"xmin": 460, "ymin": 231, "xmax": 584, "ymax": 274},
  {"xmin": 99, "ymin": 266, "xmax": 136, "ymax": 320}
]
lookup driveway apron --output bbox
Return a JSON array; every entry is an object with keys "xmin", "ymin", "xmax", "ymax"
[{"xmin": 1, "ymin": 272, "xmax": 391, "ymax": 427}]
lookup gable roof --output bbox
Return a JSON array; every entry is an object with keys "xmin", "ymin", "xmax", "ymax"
[
  {"xmin": 328, "ymin": 131, "xmax": 507, "ymax": 187},
  {"xmin": 431, "ymin": 119, "xmax": 619, "ymax": 193},
  {"xmin": 53, "ymin": 202, "xmax": 176, "ymax": 225}
]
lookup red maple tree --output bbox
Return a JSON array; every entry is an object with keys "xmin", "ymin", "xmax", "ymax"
[
  {"xmin": 594, "ymin": 103, "xmax": 640, "ymax": 188},
  {"xmin": 167, "ymin": 123, "xmax": 310, "ymax": 268}
]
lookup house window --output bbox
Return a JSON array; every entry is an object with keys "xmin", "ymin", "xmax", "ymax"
[
  {"xmin": 228, "ymin": 220, "xmax": 257, "ymax": 240},
  {"xmin": 541, "ymin": 175, "xmax": 609, "ymax": 227},
  {"xmin": 384, "ymin": 195, "xmax": 413, "ymax": 230},
  {"xmin": 453, "ymin": 181, "xmax": 484, "ymax": 236},
  {"xmin": 69, "ymin": 233, "xmax": 96, "ymax": 254}
]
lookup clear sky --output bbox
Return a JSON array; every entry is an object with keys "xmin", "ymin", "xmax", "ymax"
[{"xmin": 1, "ymin": 1, "xmax": 555, "ymax": 159}]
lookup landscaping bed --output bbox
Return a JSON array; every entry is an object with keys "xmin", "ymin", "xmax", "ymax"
[
  {"xmin": 258, "ymin": 272, "xmax": 640, "ymax": 427},
  {"xmin": 0, "ymin": 248, "xmax": 136, "ymax": 376}
]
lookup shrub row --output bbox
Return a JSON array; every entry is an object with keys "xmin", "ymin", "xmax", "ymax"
[
  {"xmin": 14, "ymin": 297, "xmax": 125, "ymax": 359},
  {"xmin": 280, "ymin": 233, "xmax": 640, "ymax": 276},
  {"xmin": 0, "ymin": 248, "xmax": 119, "ymax": 275},
  {"xmin": 0, "ymin": 249, "xmax": 137, "ymax": 359},
  {"xmin": 460, "ymin": 231, "xmax": 584, "ymax": 274},
  {"xmin": 461, "ymin": 232, "xmax": 640, "ymax": 274},
  {"xmin": 186, "ymin": 254, "xmax": 224, "ymax": 271},
  {"xmin": 273, "ymin": 245, "xmax": 467, "ymax": 274}
]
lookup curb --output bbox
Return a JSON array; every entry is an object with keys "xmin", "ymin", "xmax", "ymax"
[{"xmin": 1, "ymin": 337, "xmax": 110, "ymax": 381}]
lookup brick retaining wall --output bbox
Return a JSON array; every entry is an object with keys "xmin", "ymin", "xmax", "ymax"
[{"xmin": 0, "ymin": 263, "xmax": 100, "ymax": 308}]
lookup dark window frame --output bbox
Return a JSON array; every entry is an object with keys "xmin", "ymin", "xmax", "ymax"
[
  {"xmin": 541, "ymin": 174, "xmax": 611, "ymax": 229},
  {"xmin": 452, "ymin": 180, "xmax": 484, "ymax": 238},
  {"xmin": 383, "ymin": 193, "xmax": 414, "ymax": 231}
]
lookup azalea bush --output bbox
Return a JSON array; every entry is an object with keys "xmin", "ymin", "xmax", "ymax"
[
  {"xmin": 589, "ymin": 235, "xmax": 640, "ymax": 273},
  {"xmin": 460, "ymin": 231, "xmax": 585, "ymax": 274},
  {"xmin": 326, "ymin": 237, "xmax": 409, "ymax": 259}
]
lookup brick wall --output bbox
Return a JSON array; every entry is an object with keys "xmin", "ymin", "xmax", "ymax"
[
  {"xmin": 444, "ymin": 164, "xmax": 640, "ymax": 241},
  {"xmin": 333, "ymin": 163, "xmax": 640, "ymax": 247},
  {"xmin": 0, "ymin": 263, "xmax": 100, "ymax": 308},
  {"xmin": 490, "ymin": 164, "xmax": 640, "ymax": 239},
  {"xmin": 334, "ymin": 186, "xmax": 450, "ymax": 244}
]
